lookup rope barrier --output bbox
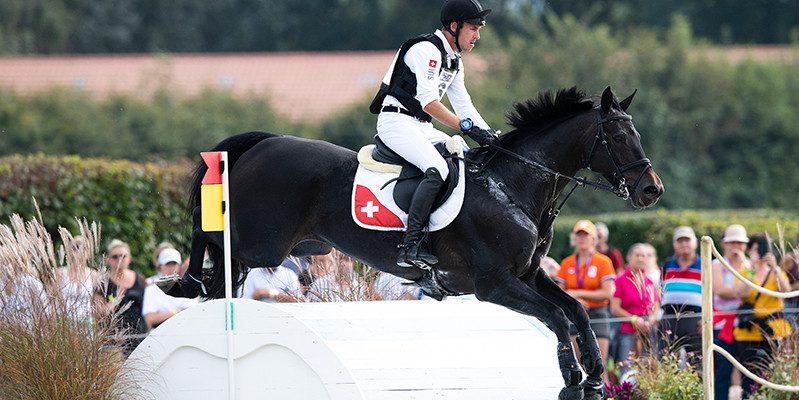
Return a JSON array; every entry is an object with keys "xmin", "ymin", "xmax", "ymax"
[
  {"xmin": 710, "ymin": 244, "xmax": 799, "ymax": 299},
  {"xmin": 701, "ymin": 236, "xmax": 799, "ymax": 400},
  {"xmin": 712, "ymin": 344, "xmax": 799, "ymax": 392}
]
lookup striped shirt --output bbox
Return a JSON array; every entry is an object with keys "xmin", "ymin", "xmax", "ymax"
[{"xmin": 661, "ymin": 255, "xmax": 702, "ymax": 308}]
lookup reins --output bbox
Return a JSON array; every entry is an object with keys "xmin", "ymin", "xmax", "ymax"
[{"xmin": 480, "ymin": 107, "xmax": 652, "ymax": 223}]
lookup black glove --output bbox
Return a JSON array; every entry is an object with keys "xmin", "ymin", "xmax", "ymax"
[{"xmin": 465, "ymin": 126, "xmax": 498, "ymax": 147}]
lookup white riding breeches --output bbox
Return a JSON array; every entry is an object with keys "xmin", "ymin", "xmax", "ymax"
[{"xmin": 376, "ymin": 112, "xmax": 465, "ymax": 181}]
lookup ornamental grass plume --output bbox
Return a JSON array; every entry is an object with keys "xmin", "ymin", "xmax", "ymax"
[
  {"xmin": 303, "ymin": 250, "xmax": 383, "ymax": 302},
  {"xmin": 749, "ymin": 233, "xmax": 799, "ymax": 400},
  {"xmin": 0, "ymin": 204, "xmax": 138, "ymax": 400},
  {"xmin": 748, "ymin": 327, "xmax": 799, "ymax": 400}
]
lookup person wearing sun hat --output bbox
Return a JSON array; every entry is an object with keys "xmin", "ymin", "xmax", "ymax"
[
  {"xmin": 733, "ymin": 230, "xmax": 792, "ymax": 399},
  {"xmin": 659, "ymin": 226, "xmax": 702, "ymax": 365},
  {"xmin": 555, "ymin": 219, "xmax": 616, "ymax": 382},
  {"xmin": 711, "ymin": 224, "xmax": 751, "ymax": 400}
]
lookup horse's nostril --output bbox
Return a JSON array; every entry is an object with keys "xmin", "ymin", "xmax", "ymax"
[{"xmin": 643, "ymin": 185, "xmax": 662, "ymax": 197}]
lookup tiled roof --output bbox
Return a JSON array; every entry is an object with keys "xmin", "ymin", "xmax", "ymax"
[{"xmin": 0, "ymin": 51, "xmax": 486, "ymax": 122}]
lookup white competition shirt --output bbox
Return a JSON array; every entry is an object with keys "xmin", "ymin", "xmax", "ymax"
[
  {"xmin": 380, "ymin": 29, "xmax": 490, "ymax": 129},
  {"xmin": 142, "ymin": 284, "xmax": 198, "ymax": 316},
  {"xmin": 240, "ymin": 266, "xmax": 301, "ymax": 302}
]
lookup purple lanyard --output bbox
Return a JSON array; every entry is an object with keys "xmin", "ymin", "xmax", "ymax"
[{"xmin": 574, "ymin": 254, "xmax": 592, "ymax": 289}]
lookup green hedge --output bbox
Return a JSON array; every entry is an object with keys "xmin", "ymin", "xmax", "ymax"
[
  {"xmin": 0, "ymin": 155, "xmax": 193, "ymax": 276},
  {"xmin": 550, "ymin": 209, "xmax": 799, "ymax": 263},
  {"xmin": 2, "ymin": 156, "xmax": 797, "ymax": 273}
]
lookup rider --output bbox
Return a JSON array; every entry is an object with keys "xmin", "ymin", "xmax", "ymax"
[{"xmin": 370, "ymin": 0, "xmax": 498, "ymax": 268}]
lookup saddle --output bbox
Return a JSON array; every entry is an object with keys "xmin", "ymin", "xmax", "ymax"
[{"xmin": 357, "ymin": 136, "xmax": 461, "ymax": 213}]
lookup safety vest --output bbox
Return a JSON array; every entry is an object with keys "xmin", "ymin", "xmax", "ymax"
[{"xmin": 369, "ymin": 33, "xmax": 459, "ymax": 122}]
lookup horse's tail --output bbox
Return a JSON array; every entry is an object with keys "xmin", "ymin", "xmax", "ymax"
[
  {"xmin": 188, "ymin": 131, "xmax": 279, "ymax": 210},
  {"xmin": 187, "ymin": 131, "xmax": 278, "ymax": 299}
]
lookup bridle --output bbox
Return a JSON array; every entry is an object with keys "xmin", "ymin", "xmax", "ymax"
[
  {"xmin": 585, "ymin": 108, "xmax": 652, "ymax": 200},
  {"xmin": 483, "ymin": 106, "xmax": 652, "ymax": 224},
  {"xmin": 487, "ymin": 107, "xmax": 651, "ymax": 200}
]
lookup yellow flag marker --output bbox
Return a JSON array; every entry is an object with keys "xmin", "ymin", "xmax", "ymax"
[{"xmin": 201, "ymin": 183, "xmax": 224, "ymax": 231}]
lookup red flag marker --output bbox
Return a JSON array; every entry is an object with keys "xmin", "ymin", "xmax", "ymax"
[{"xmin": 201, "ymin": 152, "xmax": 223, "ymax": 184}]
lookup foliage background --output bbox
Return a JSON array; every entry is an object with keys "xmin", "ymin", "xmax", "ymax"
[
  {"xmin": 1, "ymin": 1, "xmax": 798, "ymax": 268},
  {"xmin": 0, "ymin": 155, "xmax": 191, "ymax": 275}
]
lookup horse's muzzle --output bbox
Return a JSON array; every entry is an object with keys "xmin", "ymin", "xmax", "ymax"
[{"xmin": 632, "ymin": 169, "xmax": 664, "ymax": 208}]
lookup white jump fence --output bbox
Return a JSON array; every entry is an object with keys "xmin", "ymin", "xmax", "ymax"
[
  {"xmin": 700, "ymin": 236, "xmax": 799, "ymax": 399},
  {"xmin": 122, "ymin": 297, "xmax": 563, "ymax": 399}
]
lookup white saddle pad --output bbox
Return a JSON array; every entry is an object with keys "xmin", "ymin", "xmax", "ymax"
[{"xmin": 351, "ymin": 136, "xmax": 467, "ymax": 232}]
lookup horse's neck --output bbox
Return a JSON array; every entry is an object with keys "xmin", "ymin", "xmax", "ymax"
[{"xmin": 495, "ymin": 114, "xmax": 595, "ymax": 221}]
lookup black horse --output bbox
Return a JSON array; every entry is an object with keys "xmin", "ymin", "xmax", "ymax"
[{"xmin": 168, "ymin": 86, "xmax": 663, "ymax": 400}]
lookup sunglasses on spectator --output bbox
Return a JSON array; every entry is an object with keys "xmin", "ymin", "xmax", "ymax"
[{"xmin": 109, "ymin": 253, "xmax": 128, "ymax": 260}]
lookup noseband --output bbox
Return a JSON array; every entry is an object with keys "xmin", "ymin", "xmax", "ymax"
[{"xmin": 585, "ymin": 109, "xmax": 652, "ymax": 200}]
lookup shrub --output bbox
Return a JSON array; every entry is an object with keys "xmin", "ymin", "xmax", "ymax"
[
  {"xmin": 0, "ymin": 155, "xmax": 193, "ymax": 276},
  {"xmin": 633, "ymin": 352, "xmax": 704, "ymax": 399}
]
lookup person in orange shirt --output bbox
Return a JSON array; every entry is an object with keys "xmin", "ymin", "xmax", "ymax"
[{"xmin": 556, "ymin": 220, "xmax": 616, "ymax": 382}]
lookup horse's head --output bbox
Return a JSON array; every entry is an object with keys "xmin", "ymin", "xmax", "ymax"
[{"xmin": 585, "ymin": 87, "xmax": 663, "ymax": 208}]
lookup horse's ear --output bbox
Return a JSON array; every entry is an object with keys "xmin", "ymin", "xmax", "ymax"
[
  {"xmin": 620, "ymin": 89, "xmax": 637, "ymax": 112},
  {"xmin": 601, "ymin": 86, "xmax": 615, "ymax": 114}
]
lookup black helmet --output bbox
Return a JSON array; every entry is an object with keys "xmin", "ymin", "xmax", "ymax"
[{"xmin": 440, "ymin": 0, "xmax": 492, "ymax": 27}]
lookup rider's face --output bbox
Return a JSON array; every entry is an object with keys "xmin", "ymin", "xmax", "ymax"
[{"xmin": 452, "ymin": 22, "xmax": 482, "ymax": 52}]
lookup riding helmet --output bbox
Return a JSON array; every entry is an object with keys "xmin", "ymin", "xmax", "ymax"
[{"xmin": 440, "ymin": 0, "xmax": 492, "ymax": 27}]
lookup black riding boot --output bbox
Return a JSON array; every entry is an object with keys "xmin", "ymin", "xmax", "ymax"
[{"xmin": 397, "ymin": 167, "xmax": 444, "ymax": 268}]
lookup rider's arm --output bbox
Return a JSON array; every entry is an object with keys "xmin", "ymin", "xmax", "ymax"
[
  {"xmin": 446, "ymin": 59, "xmax": 491, "ymax": 129},
  {"xmin": 405, "ymin": 42, "xmax": 468, "ymax": 131},
  {"xmin": 423, "ymin": 100, "xmax": 461, "ymax": 130}
]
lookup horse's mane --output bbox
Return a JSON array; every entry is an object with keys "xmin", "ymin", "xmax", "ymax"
[{"xmin": 498, "ymin": 87, "xmax": 594, "ymax": 146}]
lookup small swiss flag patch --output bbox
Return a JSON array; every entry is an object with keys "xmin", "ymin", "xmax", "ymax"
[
  {"xmin": 428, "ymin": 59, "xmax": 438, "ymax": 68},
  {"xmin": 354, "ymin": 185, "xmax": 404, "ymax": 228}
]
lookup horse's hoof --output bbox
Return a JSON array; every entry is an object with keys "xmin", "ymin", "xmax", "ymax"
[
  {"xmin": 580, "ymin": 380, "xmax": 604, "ymax": 400},
  {"xmin": 162, "ymin": 279, "xmax": 200, "ymax": 298},
  {"xmin": 558, "ymin": 385, "xmax": 583, "ymax": 400},
  {"xmin": 155, "ymin": 274, "xmax": 180, "ymax": 294}
]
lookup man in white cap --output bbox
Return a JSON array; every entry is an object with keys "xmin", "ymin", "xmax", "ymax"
[
  {"xmin": 659, "ymin": 226, "xmax": 702, "ymax": 362},
  {"xmin": 142, "ymin": 248, "xmax": 197, "ymax": 328}
]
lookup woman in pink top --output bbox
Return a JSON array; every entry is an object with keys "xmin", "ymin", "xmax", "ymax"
[{"xmin": 610, "ymin": 243, "xmax": 660, "ymax": 372}]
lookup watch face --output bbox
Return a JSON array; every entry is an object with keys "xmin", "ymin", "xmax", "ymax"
[{"xmin": 460, "ymin": 119, "xmax": 473, "ymax": 131}]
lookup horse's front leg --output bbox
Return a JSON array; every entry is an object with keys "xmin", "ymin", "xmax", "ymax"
[
  {"xmin": 530, "ymin": 269, "xmax": 604, "ymax": 400},
  {"xmin": 163, "ymin": 207, "xmax": 214, "ymax": 298},
  {"xmin": 473, "ymin": 267, "xmax": 583, "ymax": 400}
]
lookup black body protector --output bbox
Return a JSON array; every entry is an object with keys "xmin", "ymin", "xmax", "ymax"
[{"xmin": 369, "ymin": 33, "xmax": 459, "ymax": 122}]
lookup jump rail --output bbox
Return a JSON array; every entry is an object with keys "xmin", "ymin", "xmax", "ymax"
[{"xmin": 700, "ymin": 236, "xmax": 799, "ymax": 399}]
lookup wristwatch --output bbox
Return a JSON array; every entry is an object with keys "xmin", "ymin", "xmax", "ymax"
[{"xmin": 459, "ymin": 118, "xmax": 473, "ymax": 132}]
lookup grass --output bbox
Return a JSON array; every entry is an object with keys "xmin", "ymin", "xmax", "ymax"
[{"xmin": 0, "ymin": 205, "xmax": 137, "ymax": 400}]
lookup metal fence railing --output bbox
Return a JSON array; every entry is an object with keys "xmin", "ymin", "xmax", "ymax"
[{"xmin": 701, "ymin": 236, "xmax": 799, "ymax": 399}]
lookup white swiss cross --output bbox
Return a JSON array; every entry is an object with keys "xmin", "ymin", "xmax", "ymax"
[{"xmin": 360, "ymin": 201, "xmax": 380, "ymax": 218}]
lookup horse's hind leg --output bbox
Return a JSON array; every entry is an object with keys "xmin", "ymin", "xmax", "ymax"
[
  {"xmin": 473, "ymin": 268, "xmax": 584, "ymax": 400},
  {"xmin": 530, "ymin": 269, "xmax": 604, "ymax": 400}
]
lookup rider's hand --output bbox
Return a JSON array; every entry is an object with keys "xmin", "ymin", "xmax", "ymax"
[{"xmin": 465, "ymin": 126, "xmax": 498, "ymax": 147}]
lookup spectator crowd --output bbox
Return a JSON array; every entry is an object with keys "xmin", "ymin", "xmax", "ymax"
[{"xmin": 4, "ymin": 219, "xmax": 797, "ymax": 399}]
